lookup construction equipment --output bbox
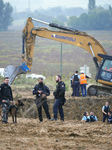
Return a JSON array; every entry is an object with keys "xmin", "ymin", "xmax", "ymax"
[{"xmin": 4, "ymin": 17, "xmax": 112, "ymax": 96}]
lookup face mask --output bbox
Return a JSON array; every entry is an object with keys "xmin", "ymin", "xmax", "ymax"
[
  {"xmin": 56, "ymin": 79, "xmax": 59, "ymax": 83},
  {"xmin": 39, "ymin": 82, "xmax": 43, "ymax": 85}
]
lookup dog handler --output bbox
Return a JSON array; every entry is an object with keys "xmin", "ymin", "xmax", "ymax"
[{"xmin": 0, "ymin": 77, "xmax": 13, "ymax": 123}]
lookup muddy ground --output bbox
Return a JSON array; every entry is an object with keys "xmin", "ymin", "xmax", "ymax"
[{"xmin": 0, "ymin": 89, "xmax": 112, "ymax": 150}]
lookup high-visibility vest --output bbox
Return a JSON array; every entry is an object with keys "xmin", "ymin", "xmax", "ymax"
[{"xmin": 80, "ymin": 74, "xmax": 87, "ymax": 84}]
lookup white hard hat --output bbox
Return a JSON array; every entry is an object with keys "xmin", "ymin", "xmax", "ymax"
[{"xmin": 80, "ymin": 71, "xmax": 84, "ymax": 74}]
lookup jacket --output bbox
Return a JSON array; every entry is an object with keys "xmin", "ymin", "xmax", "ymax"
[
  {"xmin": 0, "ymin": 83, "xmax": 13, "ymax": 102},
  {"xmin": 53, "ymin": 81, "xmax": 65, "ymax": 99},
  {"xmin": 103, "ymin": 105, "xmax": 110, "ymax": 114},
  {"xmin": 33, "ymin": 83, "xmax": 50, "ymax": 99}
]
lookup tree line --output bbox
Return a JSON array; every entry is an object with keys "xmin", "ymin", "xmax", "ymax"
[
  {"xmin": 0, "ymin": 0, "xmax": 13, "ymax": 31},
  {"xmin": 67, "ymin": 6, "xmax": 112, "ymax": 30},
  {"xmin": 0, "ymin": 0, "xmax": 112, "ymax": 31}
]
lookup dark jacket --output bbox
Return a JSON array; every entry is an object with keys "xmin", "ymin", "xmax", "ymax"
[
  {"xmin": 53, "ymin": 81, "xmax": 65, "ymax": 99},
  {"xmin": 108, "ymin": 115, "xmax": 112, "ymax": 124},
  {"xmin": 0, "ymin": 83, "xmax": 13, "ymax": 103},
  {"xmin": 90, "ymin": 115, "xmax": 97, "ymax": 122},
  {"xmin": 103, "ymin": 105, "xmax": 110, "ymax": 115},
  {"xmin": 33, "ymin": 83, "xmax": 50, "ymax": 99}
]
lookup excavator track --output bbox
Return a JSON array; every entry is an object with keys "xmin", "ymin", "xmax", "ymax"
[{"xmin": 87, "ymin": 85, "xmax": 112, "ymax": 96}]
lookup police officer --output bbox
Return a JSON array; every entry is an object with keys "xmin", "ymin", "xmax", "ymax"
[
  {"xmin": 0, "ymin": 77, "xmax": 13, "ymax": 123},
  {"xmin": 108, "ymin": 111, "xmax": 112, "ymax": 124},
  {"xmin": 51, "ymin": 75, "xmax": 66, "ymax": 121},
  {"xmin": 70, "ymin": 74, "xmax": 74, "ymax": 96},
  {"xmin": 102, "ymin": 102, "xmax": 110, "ymax": 122},
  {"xmin": 81, "ymin": 112, "xmax": 90, "ymax": 122},
  {"xmin": 72, "ymin": 71, "xmax": 80, "ymax": 97},
  {"xmin": 33, "ymin": 78, "xmax": 51, "ymax": 122},
  {"xmin": 89, "ymin": 111, "xmax": 97, "ymax": 122}
]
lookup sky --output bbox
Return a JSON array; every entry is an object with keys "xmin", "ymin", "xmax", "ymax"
[{"xmin": 3, "ymin": 0, "xmax": 112, "ymax": 11}]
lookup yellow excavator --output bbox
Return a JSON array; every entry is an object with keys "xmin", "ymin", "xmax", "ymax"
[{"xmin": 4, "ymin": 17, "xmax": 112, "ymax": 96}]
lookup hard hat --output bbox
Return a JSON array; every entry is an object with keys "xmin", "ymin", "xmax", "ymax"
[{"xmin": 80, "ymin": 71, "xmax": 84, "ymax": 74}]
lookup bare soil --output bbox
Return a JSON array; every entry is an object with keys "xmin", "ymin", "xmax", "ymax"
[{"xmin": 0, "ymin": 89, "xmax": 112, "ymax": 150}]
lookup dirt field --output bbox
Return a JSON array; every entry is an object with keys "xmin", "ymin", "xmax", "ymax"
[
  {"xmin": 0, "ymin": 117, "xmax": 112, "ymax": 150},
  {"xmin": 0, "ymin": 88, "xmax": 112, "ymax": 150}
]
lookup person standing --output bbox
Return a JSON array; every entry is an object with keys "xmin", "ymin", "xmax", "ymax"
[
  {"xmin": 0, "ymin": 77, "xmax": 13, "ymax": 123},
  {"xmin": 70, "ymin": 74, "xmax": 74, "ymax": 96},
  {"xmin": 72, "ymin": 71, "xmax": 80, "ymax": 97},
  {"xmin": 102, "ymin": 102, "xmax": 110, "ymax": 123},
  {"xmin": 51, "ymin": 75, "xmax": 66, "ymax": 121},
  {"xmin": 80, "ymin": 71, "xmax": 90, "ymax": 97},
  {"xmin": 33, "ymin": 78, "xmax": 51, "ymax": 122}
]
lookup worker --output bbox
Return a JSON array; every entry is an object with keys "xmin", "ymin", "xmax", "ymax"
[
  {"xmin": 80, "ymin": 71, "xmax": 91, "ymax": 97},
  {"xmin": 0, "ymin": 77, "xmax": 14, "ymax": 123},
  {"xmin": 107, "ymin": 61, "xmax": 112, "ymax": 72},
  {"xmin": 108, "ymin": 111, "xmax": 112, "ymax": 124},
  {"xmin": 89, "ymin": 111, "xmax": 97, "ymax": 122},
  {"xmin": 72, "ymin": 71, "xmax": 80, "ymax": 97},
  {"xmin": 81, "ymin": 112, "xmax": 90, "ymax": 122},
  {"xmin": 51, "ymin": 75, "xmax": 66, "ymax": 121},
  {"xmin": 70, "ymin": 74, "xmax": 74, "ymax": 96},
  {"xmin": 33, "ymin": 77, "xmax": 51, "ymax": 122},
  {"xmin": 102, "ymin": 102, "xmax": 110, "ymax": 123}
]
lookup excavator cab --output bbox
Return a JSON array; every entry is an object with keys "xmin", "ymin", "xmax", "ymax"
[
  {"xmin": 96, "ymin": 54, "xmax": 112, "ymax": 85},
  {"xmin": 87, "ymin": 54, "xmax": 112, "ymax": 96}
]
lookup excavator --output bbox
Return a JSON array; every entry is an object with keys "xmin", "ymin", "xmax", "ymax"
[{"xmin": 4, "ymin": 17, "xmax": 112, "ymax": 96}]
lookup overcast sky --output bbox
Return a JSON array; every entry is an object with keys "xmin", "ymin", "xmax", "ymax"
[{"xmin": 3, "ymin": 0, "xmax": 112, "ymax": 11}]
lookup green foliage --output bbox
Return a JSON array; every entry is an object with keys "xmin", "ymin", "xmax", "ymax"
[
  {"xmin": 67, "ymin": 6, "xmax": 112, "ymax": 30},
  {"xmin": 52, "ymin": 19, "xmax": 65, "ymax": 26},
  {"xmin": 0, "ymin": 0, "xmax": 13, "ymax": 31}
]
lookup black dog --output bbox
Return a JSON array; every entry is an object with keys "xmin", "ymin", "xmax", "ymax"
[{"xmin": 9, "ymin": 100, "xmax": 24, "ymax": 123}]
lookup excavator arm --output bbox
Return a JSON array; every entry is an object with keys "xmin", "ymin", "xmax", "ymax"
[
  {"xmin": 5, "ymin": 17, "xmax": 107, "ymax": 85},
  {"xmin": 22, "ymin": 17, "xmax": 107, "ymax": 69}
]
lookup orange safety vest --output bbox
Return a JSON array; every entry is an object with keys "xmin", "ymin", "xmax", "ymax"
[{"xmin": 80, "ymin": 74, "xmax": 87, "ymax": 84}]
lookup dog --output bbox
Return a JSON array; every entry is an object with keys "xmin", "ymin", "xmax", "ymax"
[
  {"xmin": 9, "ymin": 100, "xmax": 24, "ymax": 123},
  {"xmin": 0, "ymin": 100, "xmax": 24, "ymax": 123}
]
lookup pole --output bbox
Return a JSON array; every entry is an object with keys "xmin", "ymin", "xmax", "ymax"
[{"xmin": 60, "ymin": 43, "xmax": 62, "ymax": 76}]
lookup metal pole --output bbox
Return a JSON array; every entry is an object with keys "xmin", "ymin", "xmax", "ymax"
[
  {"xmin": 60, "ymin": 43, "xmax": 62, "ymax": 76},
  {"xmin": 32, "ymin": 18, "xmax": 49, "ymax": 25}
]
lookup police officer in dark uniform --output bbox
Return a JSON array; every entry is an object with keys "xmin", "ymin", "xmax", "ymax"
[
  {"xmin": 72, "ymin": 71, "xmax": 80, "ymax": 97},
  {"xmin": 51, "ymin": 75, "xmax": 66, "ymax": 121},
  {"xmin": 108, "ymin": 111, "xmax": 112, "ymax": 124},
  {"xmin": 33, "ymin": 77, "xmax": 51, "ymax": 122},
  {"xmin": 0, "ymin": 77, "xmax": 13, "ymax": 123},
  {"xmin": 102, "ymin": 102, "xmax": 110, "ymax": 122}
]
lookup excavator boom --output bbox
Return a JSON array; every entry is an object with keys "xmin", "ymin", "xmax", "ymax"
[{"xmin": 4, "ymin": 17, "xmax": 107, "ymax": 85}]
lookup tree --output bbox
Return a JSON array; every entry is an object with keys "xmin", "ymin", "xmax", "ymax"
[
  {"xmin": 52, "ymin": 19, "xmax": 65, "ymax": 26},
  {"xmin": 0, "ymin": 0, "xmax": 13, "ymax": 31},
  {"xmin": 88, "ymin": 0, "xmax": 96, "ymax": 11},
  {"xmin": 67, "ymin": 16, "xmax": 78, "ymax": 28},
  {"xmin": 0, "ymin": 0, "xmax": 4, "ymax": 30}
]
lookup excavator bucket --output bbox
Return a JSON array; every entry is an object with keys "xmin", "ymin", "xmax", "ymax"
[{"xmin": 4, "ymin": 63, "xmax": 31, "ymax": 85}]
